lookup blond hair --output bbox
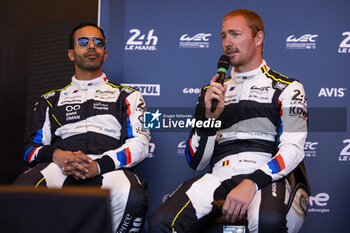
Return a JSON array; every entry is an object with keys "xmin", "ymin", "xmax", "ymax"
[{"xmin": 223, "ymin": 9, "xmax": 264, "ymax": 37}]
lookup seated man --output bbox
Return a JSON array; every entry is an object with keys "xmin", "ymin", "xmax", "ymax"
[
  {"xmin": 14, "ymin": 23, "xmax": 149, "ymax": 233},
  {"xmin": 149, "ymin": 9, "xmax": 308, "ymax": 233}
]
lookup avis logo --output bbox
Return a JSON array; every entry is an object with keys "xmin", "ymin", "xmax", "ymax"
[
  {"xmin": 125, "ymin": 29, "xmax": 158, "ymax": 51},
  {"xmin": 338, "ymin": 32, "xmax": 350, "ymax": 53},
  {"xmin": 179, "ymin": 33, "xmax": 211, "ymax": 48},
  {"xmin": 304, "ymin": 141, "xmax": 318, "ymax": 158},
  {"xmin": 339, "ymin": 139, "xmax": 350, "ymax": 161},
  {"xmin": 318, "ymin": 88, "xmax": 346, "ymax": 97},
  {"xmin": 286, "ymin": 34, "xmax": 318, "ymax": 49},
  {"xmin": 308, "ymin": 193, "xmax": 330, "ymax": 214}
]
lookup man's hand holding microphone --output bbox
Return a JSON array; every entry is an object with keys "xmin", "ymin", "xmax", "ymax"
[{"xmin": 204, "ymin": 55, "xmax": 230, "ymax": 119}]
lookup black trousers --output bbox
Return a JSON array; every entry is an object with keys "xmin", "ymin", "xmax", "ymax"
[{"xmin": 149, "ymin": 173, "xmax": 288, "ymax": 233}]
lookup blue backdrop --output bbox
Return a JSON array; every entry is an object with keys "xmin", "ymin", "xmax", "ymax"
[{"xmin": 99, "ymin": 0, "xmax": 350, "ymax": 232}]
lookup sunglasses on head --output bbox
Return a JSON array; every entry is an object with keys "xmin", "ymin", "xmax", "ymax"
[{"xmin": 76, "ymin": 36, "xmax": 106, "ymax": 49}]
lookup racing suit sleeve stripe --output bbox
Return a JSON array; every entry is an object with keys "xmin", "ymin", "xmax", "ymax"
[
  {"xmin": 117, "ymin": 147, "xmax": 132, "ymax": 167},
  {"xmin": 188, "ymin": 138, "xmax": 195, "ymax": 156},
  {"xmin": 125, "ymin": 99, "xmax": 134, "ymax": 138},
  {"xmin": 33, "ymin": 129, "xmax": 44, "ymax": 144},
  {"xmin": 186, "ymin": 131, "xmax": 216, "ymax": 171},
  {"xmin": 185, "ymin": 139, "xmax": 195, "ymax": 163},
  {"xmin": 25, "ymin": 147, "xmax": 38, "ymax": 162},
  {"xmin": 96, "ymin": 91, "xmax": 149, "ymax": 172},
  {"xmin": 24, "ymin": 147, "xmax": 35, "ymax": 161},
  {"xmin": 185, "ymin": 145, "xmax": 191, "ymax": 163},
  {"xmin": 267, "ymin": 154, "xmax": 285, "ymax": 174},
  {"xmin": 247, "ymin": 81, "xmax": 307, "ymax": 189},
  {"xmin": 23, "ymin": 99, "xmax": 55, "ymax": 166},
  {"xmin": 185, "ymin": 87, "xmax": 217, "ymax": 171}
]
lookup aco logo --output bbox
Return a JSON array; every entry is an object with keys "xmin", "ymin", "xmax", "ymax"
[
  {"xmin": 125, "ymin": 29, "xmax": 158, "ymax": 51},
  {"xmin": 338, "ymin": 32, "xmax": 350, "ymax": 53},
  {"xmin": 339, "ymin": 139, "xmax": 350, "ymax": 161}
]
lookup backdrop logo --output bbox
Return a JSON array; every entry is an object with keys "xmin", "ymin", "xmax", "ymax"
[
  {"xmin": 121, "ymin": 83, "xmax": 160, "ymax": 96},
  {"xmin": 286, "ymin": 34, "xmax": 318, "ymax": 49},
  {"xmin": 177, "ymin": 141, "xmax": 186, "ymax": 155},
  {"xmin": 304, "ymin": 141, "xmax": 318, "ymax": 158},
  {"xmin": 338, "ymin": 32, "xmax": 350, "ymax": 53},
  {"xmin": 318, "ymin": 88, "xmax": 346, "ymax": 97},
  {"xmin": 125, "ymin": 29, "xmax": 158, "ymax": 51},
  {"xmin": 144, "ymin": 110, "xmax": 162, "ymax": 129},
  {"xmin": 179, "ymin": 33, "xmax": 212, "ymax": 48},
  {"xmin": 147, "ymin": 136, "xmax": 156, "ymax": 158},
  {"xmin": 339, "ymin": 139, "xmax": 350, "ymax": 161},
  {"xmin": 143, "ymin": 109, "xmax": 221, "ymax": 130},
  {"xmin": 309, "ymin": 192, "xmax": 330, "ymax": 214},
  {"xmin": 183, "ymin": 88, "xmax": 201, "ymax": 94}
]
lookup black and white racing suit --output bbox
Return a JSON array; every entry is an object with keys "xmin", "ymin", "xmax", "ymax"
[
  {"xmin": 149, "ymin": 61, "xmax": 308, "ymax": 233},
  {"xmin": 15, "ymin": 73, "xmax": 149, "ymax": 233}
]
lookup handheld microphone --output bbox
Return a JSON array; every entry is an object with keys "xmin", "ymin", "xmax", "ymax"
[{"xmin": 210, "ymin": 55, "xmax": 230, "ymax": 113}]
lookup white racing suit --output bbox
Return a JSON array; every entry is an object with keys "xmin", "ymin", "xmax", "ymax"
[
  {"xmin": 149, "ymin": 61, "xmax": 308, "ymax": 233},
  {"xmin": 15, "ymin": 73, "xmax": 150, "ymax": 233}
]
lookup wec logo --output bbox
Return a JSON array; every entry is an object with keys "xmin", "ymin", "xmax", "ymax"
[
  {"xmin": 286, "ymin": 34, "xmax": 318, "ymax": 49},
  {"xmin": 179, "ymin": 33, "xmax": 211, "ymax": 48},
  {"xmin": 180, "ymin": 33, "xmax": 211, "ymax": 41},
  {"xmin": 286, "ymin": 34, "xmax": 318, "ymax": 43},
  {"xmin": 304, "ymin": 141, "xmax": 318, "ymax": 158}
]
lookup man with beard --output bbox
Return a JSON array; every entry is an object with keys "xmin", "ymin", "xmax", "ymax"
[
  {"xmin": 149, "ymin": 9, "xmax": 308, "ymax": 233},
  {"xmin": 15, "ymin": 23, "xmax": 149, "ymax": 233}
]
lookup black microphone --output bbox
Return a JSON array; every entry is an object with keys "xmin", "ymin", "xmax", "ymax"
[{"xmin": 210, "ymin": 55, "xmax": 230, "ymax": 113}]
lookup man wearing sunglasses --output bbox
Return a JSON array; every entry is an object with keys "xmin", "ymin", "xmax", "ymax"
[{"xmin": 15, "ymin": 23, "xmax": 149, "ymax": 233}]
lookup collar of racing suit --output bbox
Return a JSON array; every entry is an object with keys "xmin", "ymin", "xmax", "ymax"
[
  {"xmin": 71, "ymin": 73, "xmax": 107, "ymax": 90},
  {"xmin": 231, "ymin": 60, "xmax": 269, "ymax": 83}
]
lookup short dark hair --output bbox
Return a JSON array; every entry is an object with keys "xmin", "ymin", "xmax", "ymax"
[{"xmin": 69, "ymin": 23, "xmax": 106, "ymax": 50}]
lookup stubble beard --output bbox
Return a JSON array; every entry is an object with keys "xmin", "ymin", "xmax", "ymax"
[{"xmin": 75, "ymin": 51, "xmax": 105, "ymax": 71}]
